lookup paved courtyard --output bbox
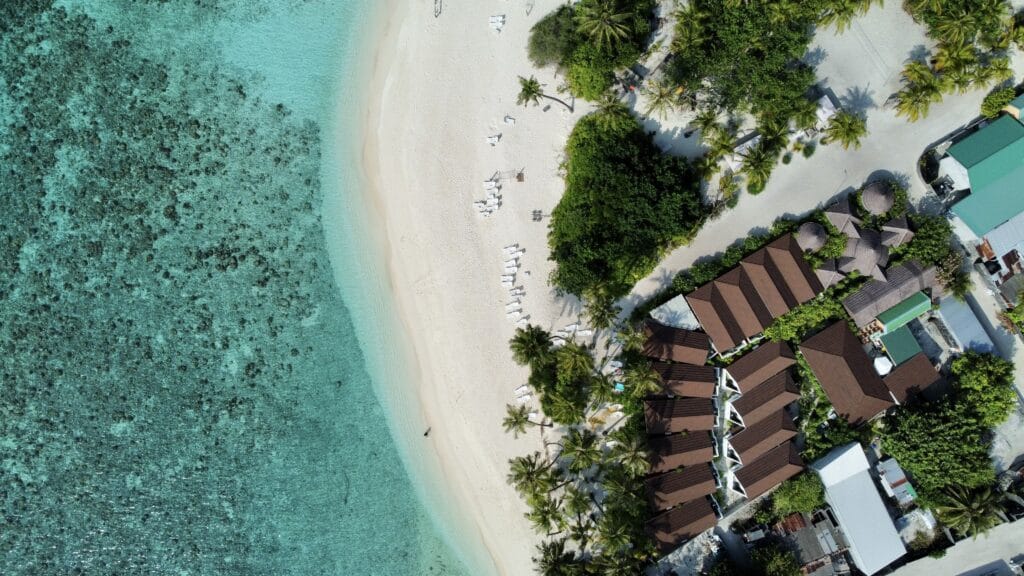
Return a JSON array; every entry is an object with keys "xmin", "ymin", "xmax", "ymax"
[{"xmin": 892, "ymin": 521, "xmax": 1024, "ymax": 576}]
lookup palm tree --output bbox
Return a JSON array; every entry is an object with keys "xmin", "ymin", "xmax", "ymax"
[
  {"xmin": 584, "ymin": 294, "xmax": 620, "ymax": 332},
  {"xmin": 673, "ymin": 4, "xmax": 706, "ymax": 53},
  {"xmin": 503, "ymin": 403, "xmax": 532, "ymax": 438},
  {"xmin": 510, "ymin": 324, "xmax": 553, "ymax": 366},
  {"xmin": 792, "ymin": 98, "xmax": 820, "ymax": 132},
  {"xmin": 546, "ymin": 391, "xmax": 586, "ymax": 426},
  {"xmin": 740, "ymin": 142, "xmax": 777, "ymax": 193},
  {"xmin": 517, "ymin": 75, "xmax": 573, "ymax": 112},
  {"xmin": 703, "ymin": 123, "xmax": 737, "ymax": 162},
  {"xmin": 575, "ymin": 0, "xmax": 632, "ymax": 47},
  {"xmin": 588, "ymin": 374, "xmax": 616, "ymax": 409},
  {"xmin": 508, "ymin": 452, "xmax": 554, "ymax": 497},
  {"xmin": 932, "ymin": 41, "xmax": 976, "ymax": 72},
  {"xmin": 533, "ymin": 538, "xmax": 579, "ymax": 576},
  {"xmin": 556, "ymin": 342, "xmax": 594, "ymax": 382},
  {"xmin": 820, "ymin": 0, "xmax": 877, "ymax": 33},
  {"xmin": 767, "ymin": 0, "xmax": 802, "ymax": 25},
  {"xmin": 691, "ymin": 107, "xmax": 720, "ymax": 138},
  {"xmin": 526, "ymin": 493, "xmax": 567, "ymax": 536},
  {"xmin": 616, "ymin": 324, "xmax": 645, "ymax": 353},
  {"xmin": 933, "ymin": 10, "xmax": 975, "ymax": 46},
  {"xmin": 593, "ymin": 552, "xmax": 640, "ymax": 576},
  {"xmin": 823, "ymin": 110, "xmax": 867, "ymax": 150},
  {"xmin": 982, "ymin": 56, "xmax": 1013, "ymax": 85},
  {"xmin": 594, "ymin": 93, "xmax": 632, "ymax": 130},
  {"xmin": 595, "ymin": 511, "xmax": 632, "ymax": 553},
  {"xmin": 561, "ymin": 428, "xmax": 602, "ymax": 474},
  {"xmin": 624, "ymin": 365, "xmax": 663, "ymax": 398},
  {"xmin": 936, "ymin": 485, "xmax": 1006, "ymax": 538},
  {"xmin": 642, "ymin": 79, "xmax": 681, "ymax": 120},
  {"xmin": 611, "ymin": 434, "xmax": 649, "ymax": 477},
  {"xmin": 894, "ymin": 86, "xmax": 936, "ymax": 122}
]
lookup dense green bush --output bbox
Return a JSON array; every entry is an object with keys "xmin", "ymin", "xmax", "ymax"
[
  {"xmin": 771, "ymin": 474, "xmax": 825, "ymax": 517},
  {"xmin": 981, "ymin": 86, "xmax": 1016, "ymax": 118},
  {"xmin": 526, "ymin": 0, "xmax": 654, "ymax": 100},
  {"xmin": 548, "ymin": 110, "xmax": 703, "ymax": 299},
  {"xmin": 763, "ymin": 298, "xmax": 845, "ymax": 342},
  {"xmin": 950, "ymin": 351, "xmax": 1017, "ymax": 428},
  {"xmin": 890, "ymin": 213, "xmax": 972, "ymax": 298}
]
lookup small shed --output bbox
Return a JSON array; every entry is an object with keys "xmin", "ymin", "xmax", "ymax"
[
  {"xmin": 879, "ymin": 325, "xmax": 922, "ymax": 366},
  {"xmin": 877, "ymin": 292, "xmax": 931, "ymax": 333}
]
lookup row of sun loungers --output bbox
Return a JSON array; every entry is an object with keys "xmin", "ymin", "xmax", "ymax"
[
  {"xmin": 489, "ymin": 14, "xmax": 506, "ymax": 32},
  {"xmin": 503, "ymin": 244, "xmax": 528, "ymax": 327}
]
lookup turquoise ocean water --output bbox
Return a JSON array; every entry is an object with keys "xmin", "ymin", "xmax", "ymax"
[{"xmin": 0, "ymin": 1, "xmax": 476, "ymax": 574}]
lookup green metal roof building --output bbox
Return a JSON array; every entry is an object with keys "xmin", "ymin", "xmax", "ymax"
[
  {"xmin": 879, "ymin": 326, "xmax": 922, "ymax": 366},
  {"xmin": 877, "ymin": 291, "xmax": 931, "ymax": 333},
  {"xmin": 946, "ymin": 115, "xmax": 1024, "ymax": 236}
]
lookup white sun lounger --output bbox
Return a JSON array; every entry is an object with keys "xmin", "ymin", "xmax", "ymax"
[
  {"xmin": 505, "ymin": 304, "xmax": 521, "ymax": 313},
  {"xmin": 504, "ymin": 115, "xmax": 516, "ymax": 126},
  {"xmin": 506, "ymin": 298, "xmax": 522, "ymax": 306},
  {"xmin": 503, "ymin": 243, "xmax": 518, "ymax": 250},
  {"xmin": 576, "ymin": 329, "xmax": 594, "ymax": 337},
  {"xmin": 501, "ymin": 283, "xmax": 514, "ymax": 290},
  {"xmin": 516, "ymin": 394, "xmax": 532, "ymax": 404},
  {"xmin": 501, "ymin": 273, "xmax": 515, "ymax": 280},
  {"xmin": 486, "ymin": 135, "xmax": 501, "ymax": 146},
  {"xmin": 514, "ymin": 384, "xmax": 529, "ymax": 394},
  {"xmin": 516, "ymin": 318, "xmax": 529, "ymax": 328},
  {"xmin": 563, "ymin": 323, "xmax": 580, "ymax": 331},
  {"xmin": 483, "ymin": 180, "xmax": 498, "ymax": 190}
]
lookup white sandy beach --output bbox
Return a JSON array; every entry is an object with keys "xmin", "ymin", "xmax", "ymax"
[{"xmin": 360, "ymin": 1, "xmax": 1024, "ymax": 575}]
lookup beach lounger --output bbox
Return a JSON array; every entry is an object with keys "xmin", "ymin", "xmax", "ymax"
[
  {"xmin": 503, "ymin": 243, "xmax": 518, "ymax": 250},
  {"xmin": 514, "ymin": 384, "xmax": 529, "ymax": 394},
  {"xmin": 576, "ymin": 329, "xmax": 594, "ymax": 337},
  {"xmin": 504, "ymin": 115, "xmax": 516, "ymax": 126},
  {"xmin": 516, "ymin": 394, "xmax": 532, "ymax": 404},
  {"xmin": 505, "ymin": 305, "xmax": 521, "ymax": 313},
  {"xmin": 486, "ymin": 135, "xmax": 501, "ymax": 146},
  {"xmin": 501, "ymin": 283, "xmax": 514, "ymax": 289},
  {"xmin": 501, "ymin": 274, "xmax": 515, "ymax": 281},
  {"xmin": 527, "ymin": 412, "xmax": 539, "ymax": 420}
]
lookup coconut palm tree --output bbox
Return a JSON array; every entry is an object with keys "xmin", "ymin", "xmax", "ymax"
[
  {"xmin": 503, "ymin": 403, "xmax": 532, "ymax": 438},
  {"xmin": 691, "ymin": 107, "xmax": 720, "ymax": 138},
  {"xmin": 561, "ymin": 428, "xmax": 602, "ymax": 474},
  {"xmin": 740, "ymin": 142, "xmax": 777, "ymax": 193},
  {"xmin": 703, "ymin": 123, "xmax": 737, "ymax": 162},
  {"xmin": 595, "ymin": 511, "xmax": 633, "ymax": 552},
  {"xmin": 575, "ymin": 0, "xmax": 632, "ymax": 47},
  {"xmin": 556, "ymin": 342, "xmax": 594, "ymax": 382},
  {"xmin": 792, "ymin": 98, "xmax": 820, "ymax": 133},
  {"xmin": 894, "ymin": 86, "xmax": 936, "ymax": 122},
  {"xmin": 588, "ymin": 374, "xmax": 616, "ymax": 409},
  {"xmin": 593, "ymin": 552, "xmax": 640, "ymax": 576},
  {"xmin": 823, "ymin": 110, "xmax": 867, "ymax": 150},
  {"xmin": 584, "ymin": 294, "xmax": 620, "ymax": 332},
  {"xmin": 933, "ymin": 10, "xmax": 975, "ymax": 46},
  {"xmin": 643, "ymin": 78, "xmax": 681, "ymax": 120},
  {"xmin": 767, "ymin": 0, "xmax": 802, "ymax": 25},
  {"xmin": 533, "ymin": 538, "xmax": 580, "ymax": 576},
  {"xmin": 611, "ymin": 434, "xmax": 649, "ymax": 477},
  {"xmin": 510, "ymin": 324, "xmax": 553, "ymax": 366},
  {"xmin": 594, "ymin": 93, "xmax": 632, "ymax": 130},
  {"xmin": 616, "ymin": 324, "xmax": 645, "ymax": 353},
  {"xmin": 936, "ymin": 485, "xmax": 1006, "ymax": 538},
  {"xmin": 527, "ymin": 493, "xmax": 567, "ymax": 536},
  {"xmin": 546, "ymin": 391, "xmax": 586, "ymax": 426},
  {"xmin": 624, "ymin": 365, "xmax": 663, "ymax": 398},
  {"xmin": 820, "ymin": 0, "xmax": 877, "ymax": 33},
  {"xmin": 517, "ymin": 75, "xmax": 573, "ymax": 111},
  {"xmin": 982, "ymin": 56, "xmax": 1013, "ymax": 85},
  {"xmin": 945, "ymin": 65, "xmax": 976, "ymax": 94},
  {"xmin": 508, "ymin": 452, "xmax": 555, "ymax": 497},
  {"xmin": 932, "ymin": 41, "xmax": 976, "ymax": 72}
]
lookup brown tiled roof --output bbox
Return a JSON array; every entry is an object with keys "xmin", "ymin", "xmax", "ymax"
[
  {"xmin": 800, "ymin": 322, "xmax": 895, "ymax": 425},
  {"xmin": 842, "ymin": 259, "xmax": 937, "ymax": 327},
  {"xmin": 725, "ymin": 341, "xmax": 796, "ymax": 392},
  {"xmin": 648, "ymin": 432, "xmax": 716, "ymax": 474},
  {"xmin": 644, "ymin": 397, "xmax": 717, "ymax": 435},
  {"xmin": 687, "ymin": 282, "xmax": 746, "ymax": 351},
  {"xmin": 646, "ymin": 464, "xmax": 718, "ymax": 510},
  {"xmin": 642, "ymin": 319, "xmax": 711, "ymax": 365},
  {"xmin": 653, "ymin": 362, "xmax": 718, "ymax": 398},
  {"xmin": 884, "ymin": 353, "xmax": 942, "ymax": 404},
  {"xmin": 686, "ymin": 235, "xmax": 823, "ymax": 352},
  {"xmin": 646, "ymin": 497, "xmax": 719, "ymax": 553},
  {"xmin": 735, "ymin": 441, "xmax": 804, "ymax": 500},
  {"xmin": 728, "ymin": 409, "xmax": 797, "ymax": 465},
  {"xmin": 731, "ymin": 370, "xmax": 800, "ymax": 427}
]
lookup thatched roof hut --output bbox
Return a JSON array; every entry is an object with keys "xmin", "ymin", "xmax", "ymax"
[
  {"xmin": 861, "ymin": 181, "xmax": 894, "ymax": 216},
  {"xmin": 796, "ymin": 221, "xmax": 827, "ymax": 252}
]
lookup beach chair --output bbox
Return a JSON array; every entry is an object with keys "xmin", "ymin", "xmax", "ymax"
[
  {"xmin": 504, "ymin": 115, "xmax": 516, "ymax": 126},
  {"xmin": 486, "ymin": 135, "xmax": 501, "ymax": 146},
  {"xmin": 514, "ymin": 384, "xmax": 529, "ymax": 394}
]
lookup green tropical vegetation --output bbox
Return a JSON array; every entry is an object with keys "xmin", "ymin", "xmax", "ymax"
[
  {"xmin": 880, "ymin": 352, "xmax": 1016, "ymax": 502},
  {"xmin": 980, "ymin": 86, "xmax": 1017, "ymax": 118},
  {"xmin": 548, "ymin": 109, "xmax": 703, "ymax": 301},
  {"xmin": 934, "ymin": 485, "xmax": 1007, "ymax": 538},
  {"xmin": 889, "ymin": 214, "xmax": 972, "ymax": 298},
  {"xmin": 771, "ymin": 473, "xmax": 826, "ymax": 518},
  {"xmin": 527, "ymin": 0, "xmax": 655, "ymax": 100},
  {"xmin": 750, "ymin": 546, "xmax": 802, "ymax": 576},
  {"xmin": 895, "ymin": 0, "xmax": 1021, "ymax": 121},
  {"xmin": 822, "ymin": 110, "xmax": 868, "ymax": 150},
  {"xmin": 517, "ymin": 75, "xmax": 574, "ymax": 111},
  {"xmin": 796, "ymin": 353, "xmax": 860, "ymax": 461},
  {"xmin": 763, "ymin": 298, "xmax": 846, "ymax": 343}
]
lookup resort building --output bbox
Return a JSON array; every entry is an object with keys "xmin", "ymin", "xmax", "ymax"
[
  {"xmin": 642, "ymin": 319, "xmax": 710, "ymax": 365},
  {"xmin": 729, "ymin": 370, "xmax": 800, "ymax": 428},
  {"xmin": 732, "ymin": 441, "xmax": 804, "ymax": 500},
  {"xmin": 686, "ymin": 234, "xmax": 823, "ymax": 352},
  {"xmin": 882, "ymin": 353, "xmax": 942, "ymax": 404},
  {"xmin": 646, "ymin": 497, "xmax": 720, "ymax": 554},
  {"xmin": 933, "ymin": 295, "xmax": 995, "ymax": 354},
  {"xmin": 800, "ymin": 322, "xmax": 895, "ymax": 425},
  {"xmin": 724, "ymin": 409, "xmax": 797, "ymax": 467},
  {"xmin": 652, "ymin": 363, "xmax": 718, "ymax": 398},
  {"xmin": 842, "ymin": 260, "xmax": 938, "ymax": 329},
  {"xmin": 648, "ymin": 431, "xmax": 717, "ymax": 474},
  {"xmin": 645, "ymin": 464, "xmax": 719, "ymax": 511},
  {"xmin": 721, "ymin": 341, "xmax": 796, "ymax": 394},
  {"xmin": 812, "ymin": 443, "xmax": 907, "ymax": 575},
  {"xmin": 644, "ymin": 397, "xmax": 717, "ymax": 435}
]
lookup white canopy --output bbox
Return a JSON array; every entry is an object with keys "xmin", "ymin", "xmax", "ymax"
[{"xmin": 939, "ymin": 155, "xmax": 971, "ymax": 191}]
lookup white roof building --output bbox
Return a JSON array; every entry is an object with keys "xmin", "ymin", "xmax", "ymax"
[
  {"xmin": 812, "ymin": 443, "xmax": 907, "ymax": 575},
  {"xmin": 936, "ymin": 295, "xmax": 995, "ymax": 354},
  {"xmin": 650, "ymin": 294, "xmax": 701, "ymax": 331}
]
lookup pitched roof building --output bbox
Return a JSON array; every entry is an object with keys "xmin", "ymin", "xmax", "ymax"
[
  {"xmin": 946, "ymin": 114, "xmax": 1024, "ymax": 236},
  {"xmin": 727, "ymin": 409, "xmax": 798, "ymax": 466},
  {"xmin": 646, "ymin": 497, "xmax": 719, "ymax": 553},
  {"xmin": 648, "ymin": 432, "xmax": 717, "ymax": 474},
  {"xmin": 800, "ymin": 322, "xmax": 895, "ymax": 424},
  {"xmin": 644, "ymin": 397, "xmax": 717, "ymax": 435},
  {"xmin": 652, "ymin": 362, "xmax": 718, "ymax": 398},
  {"xmin": 646, "ymin": 464, "xmax": 718, "ymax": 511},
  {"xmin": 686, "ymin": 235, "xmax": 823, "ymax": 351},
  {"xmin": 734, "ymin": 441, "xmax": 804, "ymax": 500},
  {"xmin": 642, "ymin": 319, "xmax": 711, "ymax": 365},
  {"xmin": 724, "ymin": 341, "xmax": 796, "ymax": 392},
  {"xmin": 842, "ymin": 260, "xmax": 938, "ymax": 328},
  {"xmin": 731, "ymin": 370, "xmax": 800, "ymax": 427},
  {"xmin": 883, "ymin": 353, "xmax": 942, "ymax": 404}
]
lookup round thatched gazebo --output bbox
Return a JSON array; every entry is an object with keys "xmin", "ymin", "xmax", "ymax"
[
  {"xmin": 861, "ymin": 181, "xmax": 894, "ymax": 215},
  {"xmin": 796, "ymin": 221, "xmax": 827, "ymax": 252}
]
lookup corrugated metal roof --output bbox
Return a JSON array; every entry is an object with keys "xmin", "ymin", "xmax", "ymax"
[
  {"xmin": 812, "ymin": 444, "xmax": 906, "ymax": 575},
  {"xmin": 877, "ymin": 292, "xmax": 931, "ymax": 331},
  {"xmin": 981, "ymin": 209, "xmax": 1024, "ymax": 261},
  {"xmin": 879, "ymin": 325, "xmax": 922, "ymax": 366},
  {"xmin": 948, "ymin": 115, "xmax": 1024, "ymax": 235},
  {"xmin": 936, "ymin": 295, "xmax": 995, "ymax": 353}
]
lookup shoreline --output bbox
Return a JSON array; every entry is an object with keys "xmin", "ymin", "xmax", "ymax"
[{"xmin": 354, "ymin": 1, "xmax": 588, "ymax": 575}]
